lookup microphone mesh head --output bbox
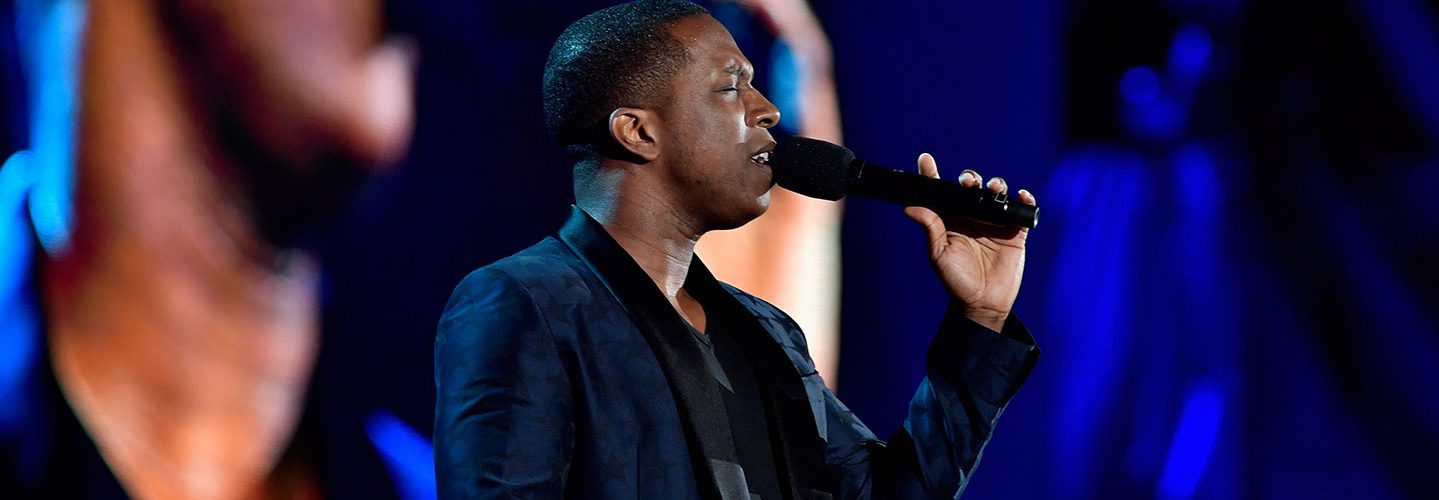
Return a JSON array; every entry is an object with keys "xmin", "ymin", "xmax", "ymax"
[{"xmin": 770, "ymin": 136, "xmax": 853, "ymax": 201}]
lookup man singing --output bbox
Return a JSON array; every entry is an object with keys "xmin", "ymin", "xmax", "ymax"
[{"xmin": 434, "ymin": 1, "xmax": 1039, "ymax": 498}]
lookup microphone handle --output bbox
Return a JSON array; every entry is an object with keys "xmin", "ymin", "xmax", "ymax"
[{"xmin": 848, "ymin": 161, "xmax": 1039, "ymax": 228}]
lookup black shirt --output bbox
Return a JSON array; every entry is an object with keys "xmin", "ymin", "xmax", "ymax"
[{"xmin": 688, "ymin": 308, "xmax": 786, "ymax": 500}]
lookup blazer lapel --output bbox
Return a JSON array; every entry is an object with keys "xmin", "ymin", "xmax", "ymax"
[
  {"xmin": 556, "ymin": 207, "xmax": 746, "ymax": 500},
  {"xmin": 687, "ymin": 261, "xmax": 835, "ymax": 499}
]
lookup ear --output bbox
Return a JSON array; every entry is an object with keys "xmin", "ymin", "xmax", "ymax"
[{"xmin": 607, "ymin": 107, "xmax": 660, "ymax": 162}]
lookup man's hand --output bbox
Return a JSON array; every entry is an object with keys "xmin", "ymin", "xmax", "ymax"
[{"xmin": 903, "ymin": 153, "xmax": 1037, "ymax": 332}]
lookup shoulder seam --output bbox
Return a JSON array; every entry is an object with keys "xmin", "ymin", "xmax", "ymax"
[{"xmin": 483, "ymin": 267, "xmax": 566, "ymax": 364}]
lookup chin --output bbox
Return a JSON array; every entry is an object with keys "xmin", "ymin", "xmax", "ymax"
[{"xmin": 710, "ymin": 196, "xmax": 769, "ymax": 231}]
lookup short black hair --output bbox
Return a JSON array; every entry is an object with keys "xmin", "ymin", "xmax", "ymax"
[{"xmin": 542, "ymin": 0, "xmax": 710, "ymax": 163}]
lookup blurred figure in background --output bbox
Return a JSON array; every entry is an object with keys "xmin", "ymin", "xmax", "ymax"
[{"xmin": 3, "ymin": 0, "xmax": 414, "ymax": 497}]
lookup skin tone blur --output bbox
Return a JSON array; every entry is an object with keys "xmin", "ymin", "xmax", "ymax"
[
  {"xmin": 44, "ymin": 0, "xmax": 413, "ymax": 498},
  {"xmin": 579, "ymin": 14, "xmax": 1036, "ymax": 335}
]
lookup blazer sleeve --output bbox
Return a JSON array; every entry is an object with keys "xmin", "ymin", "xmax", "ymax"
[
  {"xmin": 434, "ymin": 268, "xmax": 574, "ymax": 499},
  {"xmin": 825, "ymin": 303, "xmax": 1040, "ymax": 499}
]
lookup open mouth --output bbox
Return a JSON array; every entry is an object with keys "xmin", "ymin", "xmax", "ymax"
[{"xmin": 749, "ymin": 150, "xmax": 772, "ymax": 166}]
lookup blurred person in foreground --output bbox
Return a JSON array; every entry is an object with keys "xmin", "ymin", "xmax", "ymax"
[
  {"xmin": 10, "ymin": 0, "xmax": 415, "ymax": 498},
  {"xmin": 433, "ymin": 1, "xmax": 1039, "ymax": 498}
]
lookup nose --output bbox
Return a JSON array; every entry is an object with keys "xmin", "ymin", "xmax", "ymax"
[{"xmin": 748, "ymin": 89, "xmax": 781, "ymax": 129}]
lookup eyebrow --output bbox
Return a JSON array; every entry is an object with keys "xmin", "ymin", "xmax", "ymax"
[{"xmin": 724, "ymin": 65, "xmax": 752, "ymax": 78}]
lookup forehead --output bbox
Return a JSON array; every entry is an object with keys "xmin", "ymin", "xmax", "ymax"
[{"xmin": 666, "ymin": 15, "xmax": 750, "ymax": 75}]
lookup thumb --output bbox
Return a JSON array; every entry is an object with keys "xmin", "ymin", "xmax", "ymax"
[{"xmin": 905, "ymin": 206, "xmax": 946, "ymax": 246}]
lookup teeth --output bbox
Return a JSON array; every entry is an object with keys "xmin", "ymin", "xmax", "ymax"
[{"xmin": 751, "ymin": 151, "xmax": 771, "ymax": 164}]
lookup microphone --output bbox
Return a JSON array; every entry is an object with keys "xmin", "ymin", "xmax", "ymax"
[{"xmin": 770, "ymin": 137, "xmax": 1039, "ymax": 228}]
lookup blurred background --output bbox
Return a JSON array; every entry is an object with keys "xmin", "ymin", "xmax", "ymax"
[{"xmin": 3, "ymin": 0, "xmax": 1438, "ymax": 498}]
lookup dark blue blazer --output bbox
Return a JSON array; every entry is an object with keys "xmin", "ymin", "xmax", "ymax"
[{"xmin": 434, "ymin": 208, "xmax": 1038, "ymax": 499}]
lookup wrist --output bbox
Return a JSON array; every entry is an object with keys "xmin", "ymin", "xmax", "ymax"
[{"xmin": 963, "ymin": 307, "xmax": 1008, "ymax": 332}]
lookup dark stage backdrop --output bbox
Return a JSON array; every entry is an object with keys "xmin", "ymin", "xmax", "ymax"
[{"xmin": 2, "ymin": 0, "xmax": 1437, "ymax": 498}]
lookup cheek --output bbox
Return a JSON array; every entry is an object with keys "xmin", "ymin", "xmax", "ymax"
[
  {"xmin": 698, "ymin": 100, "xmax": 748, "ymax": 144},
  {"xmin": 698, "ymin": 107, "xmax": 743, "ymax": 138},
  {"xmin": 692, "ymin": 116, "xmax": 741, "ymax": 159},
  {"xmin": 732, "ymin": 112, "xmax": 746, "ymax": 144}
]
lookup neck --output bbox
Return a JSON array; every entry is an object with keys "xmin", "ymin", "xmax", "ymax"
[{"xmin": 576, "ymin": 166, "xmax": 704, "ymax": 301}]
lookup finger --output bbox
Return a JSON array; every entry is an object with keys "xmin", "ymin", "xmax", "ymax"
[
  {"xmin": 987, "ymin": 176, "xmax": 1008, "ymax": 195},
  {"xmin": 1017, "ymin": 188, "xmax": 1037, "ymax": 206},
  {"xmin": 958, "ymin": 169, "xmax": 980, "ymax": 188},
  {"xmin": 917, "ymin": 153, "xmax": 940, "ymax": 179}
]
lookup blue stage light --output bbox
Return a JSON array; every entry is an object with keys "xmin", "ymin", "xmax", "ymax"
[
  {"xmin": 16, "ymin": 0, "xmax": 84, "ymax": 256},
  {"xmin": 366, "ymin": 410, "xmax": 438, "ymax": 500},
  {"xmin": 1173, "ymin": 143, "xmax": 1219, "ymax": 216},
  {"xmin": 0, "ymin": 152, "xmax": 40, "ymax": 433},
  {"xmin": 1119, "ymin": 66, "xmax": 1162, "ymax": 107},
  {"xmin": 1157, "ymin": 379, "xmax": 1225, "ymax": 499},
  {"xmin": 1044, "ymin": 149, "xmax": 1147, "ymax": 495},
  {"xmin": 1168, "ymin": 24, "xmax": 1212, "ymax": 80}
]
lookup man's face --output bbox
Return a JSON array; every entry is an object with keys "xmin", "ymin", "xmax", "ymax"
[{"xmin": 655, "ymin": 15, "xmax": 780, "ymax": 231}]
